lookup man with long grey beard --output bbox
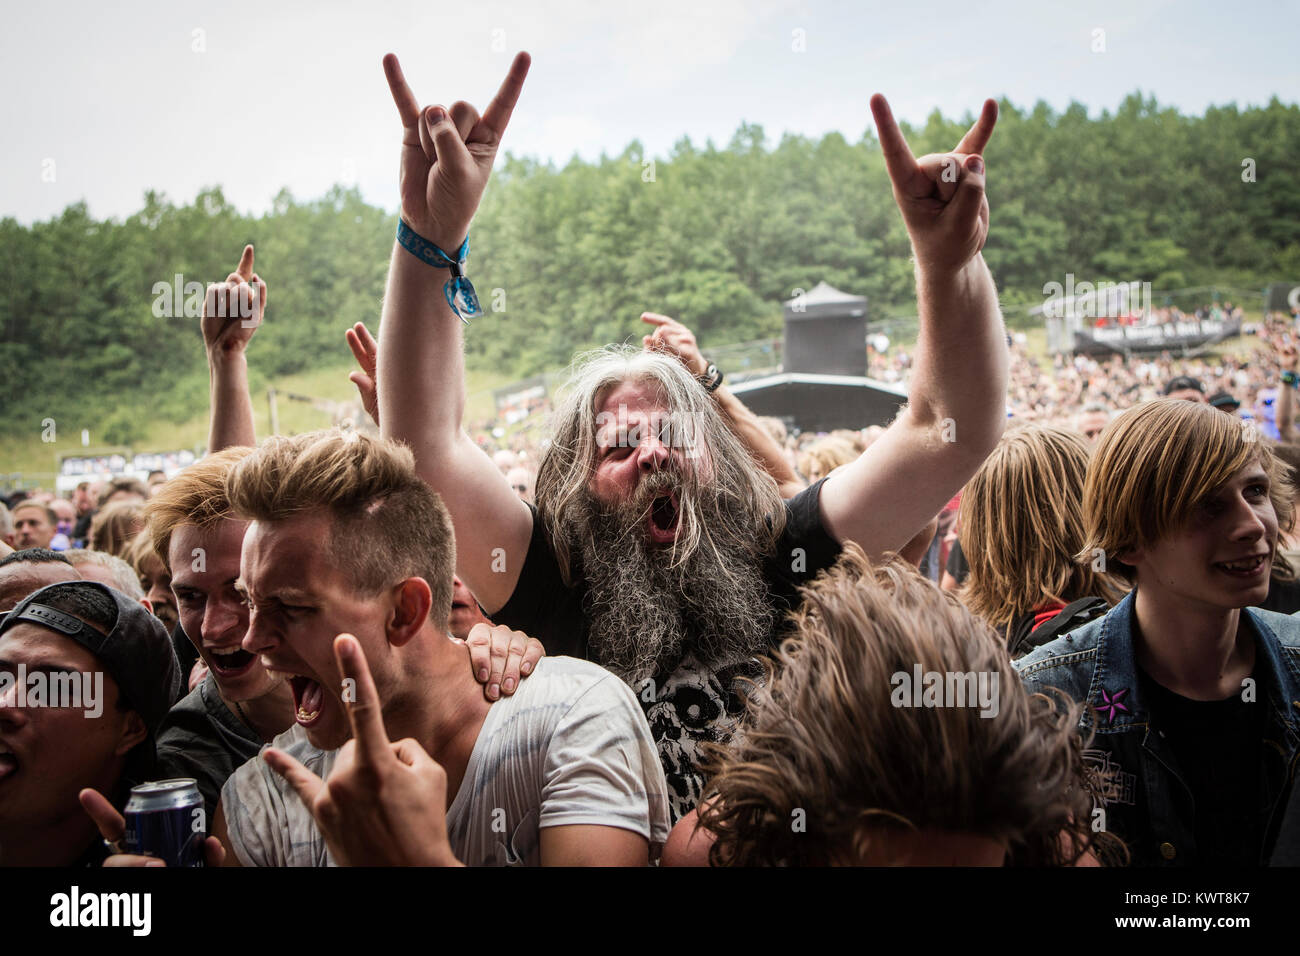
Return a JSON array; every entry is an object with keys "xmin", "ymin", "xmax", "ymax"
[
  {"xmin": 574, "ymin": 470, "xmax": 774, "ymax": 688},
  {"xmin": 376, "ymin": 51, "xmax": 1009, "ymax": 819},
  {"xmin": 566, "ymin": 458, "xmax": 785, "ymax": 812}
]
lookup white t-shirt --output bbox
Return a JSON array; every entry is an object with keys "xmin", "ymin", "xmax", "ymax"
[{"xmin": 220, "ymin": 656, "xmax": 670, "ymax": 866}]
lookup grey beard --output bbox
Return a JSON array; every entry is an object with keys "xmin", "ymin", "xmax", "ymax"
[{"xmin": 572, "ymin": 488, "xmax": 774, "ymax": 684}]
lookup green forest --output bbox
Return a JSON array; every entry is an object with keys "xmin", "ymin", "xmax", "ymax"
[{"xmin": 3, "ymin": 91, "xmax": 1299, "ymax": 446}]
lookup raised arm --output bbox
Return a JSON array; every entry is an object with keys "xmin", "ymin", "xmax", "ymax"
[
  {"xmin": 203, "ymin": 245, "xmax": 266, "ymax": 451},
  {"xmin": 819, "ymin": 96, "xmax": 1007, "ymax": 557},
  {"xmin": 641, "ymin": 312, "xmax": 806, "ymax": 498},
  {"xmin": 376, "ymin": 52, "xmax": 533, "ymax": 614}
]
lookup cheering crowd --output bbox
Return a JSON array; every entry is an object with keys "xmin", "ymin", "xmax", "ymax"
[{"xmin": 2, "ymin": 50, "xmax": 1299, "ymax": 868}]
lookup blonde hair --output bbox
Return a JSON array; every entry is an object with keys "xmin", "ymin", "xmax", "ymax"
[
  {"xmin": 535, "ymin": 347, "xmax": 785, "ymax": 584},
  {"xmin": 89, "ymin": 500, "xmax": 144, "ymax": 557},
  {"xmin": 225, "ymin": 430, "xmax": 456, "ymax": 624},
  {"xmin": 958, "ymin": 424, "xmax": 1127, "ymax": 639},
  {"xmin": 829, "ymin": 429, "xmax": 866, "ymax": 453},
  {"xmin": 798, "ymin": 436, "xmax": 858, "ymax": 482},
  {"xmin": 1081, "ymin": 400, "xmax": 1295, "ymax": 580},
  {"xmin": 698, "ymin": 544, "xmax": 1121, "ymax": 866},
  {"xmin": 144, "ymin": 447, "xmax": 254, "ymax": 570}
]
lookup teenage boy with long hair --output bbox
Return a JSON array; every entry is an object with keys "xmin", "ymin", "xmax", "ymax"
[{"xmin": 1016, "ymin": 399, "xmax": 1300, "ymax": 866}]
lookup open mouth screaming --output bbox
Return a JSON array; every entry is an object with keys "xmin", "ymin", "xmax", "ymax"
[
  {"xmin": 648, "ymin": 491, "xmax": 680, "ymax": 544},
  {"xmin": 289, "ymin": 675, "xmax": 325, "ymax": 726},
  {"xmin": 208, "ymin": 646, "xmax": 256, "ymax": 678}
]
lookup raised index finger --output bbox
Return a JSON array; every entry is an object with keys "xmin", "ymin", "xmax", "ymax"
[
  {"xmin": 382, "ymin": 53, "xmax": 422, "ymax": 128},
  {"xmin": 479, "ymin": 51, "xmax": 531, "ymax": 139},
  {"xmin": 869, "ymin": 93, "xmax": 918, "ymax": 185},
  {"xmin": 236, "ymin": 244, "xmax": 254, "ymax": 282},
  {"xmin": 334, "ymin": 633, "xmax": 391, "ymax": 762},
  {"xmin": 954, "ymin": 98, "xmax": 999, "ymax": 156},
  {"xmin": 640, "ymin": 312, "xmax": 674, "ymax": 328}
]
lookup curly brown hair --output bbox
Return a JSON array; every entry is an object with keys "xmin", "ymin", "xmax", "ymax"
[{"xmin": 697, "ymin": 543, "xmax": 1125, "ymax": 866}]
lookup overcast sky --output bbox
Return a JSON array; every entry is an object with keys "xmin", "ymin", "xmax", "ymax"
[{"xmin": 3, "ymin": 0, "xmax": 1295, "ymax": 224}]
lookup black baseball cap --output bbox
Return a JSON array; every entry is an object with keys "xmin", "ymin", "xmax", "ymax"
[
  {"xmin": 1164, "ymin": 376, "xmax": 1205, "ymax": 396},
  {"xmin": 1209, "ymin": 391, "xmax": 1241, "ymax": 410},
  {"xmin": 0, "ymin": 580, "xmax": 180, "ymax": 734}
]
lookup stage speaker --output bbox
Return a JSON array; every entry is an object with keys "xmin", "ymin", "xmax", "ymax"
[{"xmin": 783, "ymin": 281, "xmax": 868, "ymax": 376}]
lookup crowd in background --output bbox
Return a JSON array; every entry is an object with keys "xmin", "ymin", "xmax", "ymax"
[{"xmin": 441, "ymin": 308, "xmax": 1300, "ymax": 516}]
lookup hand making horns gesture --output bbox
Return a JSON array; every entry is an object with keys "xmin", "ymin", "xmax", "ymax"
[
  {"xmin": 382, "ymin": 51, "xmax": 531, "ymax": 254},
  {"xmin": 869, "ymin": 94, "xmax": 998, "ymax": 274}
]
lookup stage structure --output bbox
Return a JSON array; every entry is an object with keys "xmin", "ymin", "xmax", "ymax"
[
  {"xmin": 1037, "ymin": 281, "xmax": 1250, "ymax": 356},
  {"xmin": 730, "ymin": 281, "xmax": 907, "ymax": 433}
]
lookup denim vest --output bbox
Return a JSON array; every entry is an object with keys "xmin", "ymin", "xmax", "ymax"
[{"xmin": 1013, "ymin": 591, "xmax": 1300, "ymax": 866}]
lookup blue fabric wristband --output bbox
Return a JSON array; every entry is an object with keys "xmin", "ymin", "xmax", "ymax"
[{"xmin": 396, "ymin": 219, "xmax": 483, "ymax": 323}]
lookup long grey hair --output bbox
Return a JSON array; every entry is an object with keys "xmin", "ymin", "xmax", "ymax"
[{"xmin": 535, "ymin": 346, "xmax": 787, "ymax": 587}]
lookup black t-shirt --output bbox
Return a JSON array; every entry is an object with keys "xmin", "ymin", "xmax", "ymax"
[
  {"xmin": 155, "ymin": 672, "xmax": 263, "ymax": 826},
  {"xmin": 1138, "ymin": 668, "xmax": 1267, "ymax": 866},
  {"xmin": 493, "ymin": 478, "xmax": 844, "ymax": 820}
]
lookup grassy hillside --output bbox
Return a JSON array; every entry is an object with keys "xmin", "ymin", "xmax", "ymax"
[{"xmin": 1, "ymin": 364, "xmax": 514, "ymax": 488}]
